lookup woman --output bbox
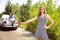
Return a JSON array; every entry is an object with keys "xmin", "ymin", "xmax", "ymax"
[{"xmin": 20, "ymin": 6, "xmax": 54, "ymax": 40}]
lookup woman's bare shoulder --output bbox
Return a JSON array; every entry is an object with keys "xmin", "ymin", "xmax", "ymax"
[{"xmin": 45, "ymin": 14, "xmax": 50, "ymax": 19}]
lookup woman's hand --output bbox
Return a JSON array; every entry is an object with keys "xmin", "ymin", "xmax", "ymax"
[
  {"xmin": 45, "ymin": 26, "xmax": 50, "ymax": 29},
  {"xmin": 44, "ymin": 26, "xmax": 50, "ymax": 29},
  {"xmin": 20, "ymin": 22, "xmax": 25, "ymax": 25}
]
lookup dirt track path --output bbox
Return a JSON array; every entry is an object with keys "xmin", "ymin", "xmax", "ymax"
[{"xmin": 0, "ymin": 28, "xmax": 37, "ymax": 40}]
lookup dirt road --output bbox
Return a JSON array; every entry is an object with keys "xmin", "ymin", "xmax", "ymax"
[{"xmin": 0, "ymin": 28, "xmax": 37, "ymax": 40}]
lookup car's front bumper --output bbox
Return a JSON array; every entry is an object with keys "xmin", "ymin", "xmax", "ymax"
[{"xmin": 1, "ymin": 26, "xmax": 18, "ymax": 30}]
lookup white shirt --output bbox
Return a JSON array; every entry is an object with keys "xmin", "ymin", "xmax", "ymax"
[{"xmin": 9, "ymin": 15, "xmax": 15, "ymax": 21}]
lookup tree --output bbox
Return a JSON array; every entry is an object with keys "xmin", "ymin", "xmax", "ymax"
[
  {"xmin": 20, "ymin": 0, "xmax": 31, "ymax": 22},
  {"xmin": 5, "ymin": 0, "xmax": 12, "ymax": 14},
  {"xmin": 12, "ymin": 3, "xmax": 20, "ymax": 22}
]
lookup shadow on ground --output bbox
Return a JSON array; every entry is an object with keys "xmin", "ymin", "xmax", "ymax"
[{"xmin": 0, "ymin": 27, "xmax": 16, "ymax": 31}]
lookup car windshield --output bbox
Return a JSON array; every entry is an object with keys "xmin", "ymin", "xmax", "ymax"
[{"xmin": 1, "ymin": 14, "xmax": 9, "ymax": 20}]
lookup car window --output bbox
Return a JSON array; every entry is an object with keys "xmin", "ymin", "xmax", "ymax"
[{"xmin": 1, "ymin": 14, "xmax": 9, "ymax": 20}]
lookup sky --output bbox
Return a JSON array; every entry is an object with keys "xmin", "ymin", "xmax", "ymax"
[{"xmin": 0, "ymin": 0, "xmax": 60, "ymax": 13}]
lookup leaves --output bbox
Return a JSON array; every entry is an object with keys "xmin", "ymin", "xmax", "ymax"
[
  {"xmin": 20, "ymin": 0, "xmax": 31, "ymax": 22},
  {"xmin": 5, "ymin": 0, "xmax": 12, "ymax": 14}
]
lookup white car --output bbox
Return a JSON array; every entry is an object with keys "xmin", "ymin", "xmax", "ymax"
[{"xmin": 1, "ymin": 14, "xmax": 18, "ymax": 30}]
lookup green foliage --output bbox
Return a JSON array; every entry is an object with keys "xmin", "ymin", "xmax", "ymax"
[
  {"xmin": 11, "ymin": 3, "xmax": 20, "ymax": 22},
  {"xmin": 25, "ymin": 20, "xmax": 38, "ymax": 33},
  {"xmin": 19, "ymin": 0, "xmax": 31, "ymax": 22},
  {"xmin": 0, "ymin": 13, "xmax": 2, "ymax": 18},
  {"xmin": 23, "ymin": 0, "xmax": 60, "ymax": 40},
  {"xmin": 5, "ymin": 0, "xmax": 12, "ymax": 14}
]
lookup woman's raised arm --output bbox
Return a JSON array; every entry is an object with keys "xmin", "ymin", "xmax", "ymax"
[{"xmin": 20, "ymin": 16, "xmax": 37, "ymax": 24}]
